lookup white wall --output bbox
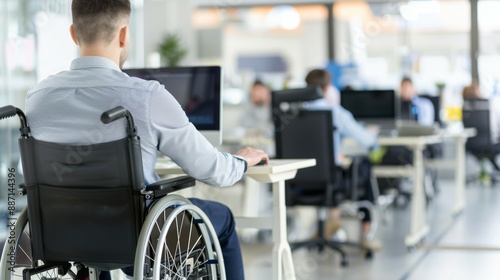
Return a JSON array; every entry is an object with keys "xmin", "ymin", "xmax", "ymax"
[
  {"xmin": 143, "ymin": 0, "xmax": 197, "ymax": 67},
  {"xmin": 222, "ymin": 20, "xmax": 328, "ymax": 88}
]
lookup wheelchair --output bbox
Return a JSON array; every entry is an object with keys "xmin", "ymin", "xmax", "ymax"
[{"xmin": 0, "ymin": 105, "xmax": 226, "ymax": 280}]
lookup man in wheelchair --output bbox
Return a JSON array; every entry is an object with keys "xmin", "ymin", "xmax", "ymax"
[{"xmin": 10, "ymin": 0, "xmax": 269, "ymax": 279}]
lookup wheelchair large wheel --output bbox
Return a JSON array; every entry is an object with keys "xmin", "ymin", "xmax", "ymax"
[
  {"xmin": 134, "ymin": 195, "xmax": 226, "ymax": 280},
  {"xmin": 0, "ymin": 208, "xmax": 77, "ymax": 280}
]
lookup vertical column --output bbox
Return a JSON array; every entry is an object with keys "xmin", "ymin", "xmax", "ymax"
[
  {"xmin": 326, "ymin": 3, "xmax": 335, "ymax": 61},
  {"xmin": 470, "ymin": 0, "xmax": 479, "ymax": 83}
]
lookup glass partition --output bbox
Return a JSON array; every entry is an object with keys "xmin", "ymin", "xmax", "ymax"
[
  {"xmin": 478, "ymin": 0, "xmax": 500, "ymax": 98},
  {"xmin": 0, "ymin": 0, "xmax": 144, "ymax": 222}
]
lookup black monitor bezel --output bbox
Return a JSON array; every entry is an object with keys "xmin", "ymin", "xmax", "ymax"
[
  {"xmin": 340, "ymin": 89, "xmax": 397, "ymax": 120},
  {"xmin": 123, "ymin": 66, "xmax": 221, "ymax": 131}
]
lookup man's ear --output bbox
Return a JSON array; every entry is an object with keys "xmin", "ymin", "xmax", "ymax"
[
  {"xmin": 119, "ymin": 25, "xmax": 129, "ymax": 48},
  {"xmin": 69, "ymin": 24, "xmax": 79, "ymax": 46}
]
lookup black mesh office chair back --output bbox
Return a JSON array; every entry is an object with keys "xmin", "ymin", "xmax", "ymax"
[
  {"xmin": 463, "ymin": 99, "xmax": 491, "ymax": 152},
  {"xmin": 420, "ymin": 94, "xmax": 442, "ymax": 125},
  {"xmin": 272, "ymin": 86, "xmax": 341, "ymax": 206},
  {"xmin": 275, "ymin": 110, "xmax": 340, "ymax": 206},
  {"xmin": 462, "ymin": 98, "xmax": 500, "ymax": 184}
]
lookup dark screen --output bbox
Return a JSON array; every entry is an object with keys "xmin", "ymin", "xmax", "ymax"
[
  {"xmin": 340, "ymin": 90, "xmax": 396, "ymax": 119},
  {"xmin": 123, "ymin": 66, "xmax": 221, "ymax": 130}
]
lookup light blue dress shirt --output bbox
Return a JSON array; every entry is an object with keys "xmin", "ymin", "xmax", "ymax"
[
  {"xmin": 411, "ymin": 96, "xmax": 435, "ymax": 126},
  {"xmin": 305, "ymin": 98, "xmax": 378, "ymax": 165},
  {"xmin": 25, "ymin": 56, "xmax": 245, "ymax": 186}
]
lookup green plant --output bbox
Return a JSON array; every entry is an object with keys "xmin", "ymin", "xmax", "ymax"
[
  {"xmin": 436, "ymin": 82, "xmax": 446, "ymax": 92},
  {"xmin": 158, "ymin": 33, "xmax": 187, "ymax": 67}
]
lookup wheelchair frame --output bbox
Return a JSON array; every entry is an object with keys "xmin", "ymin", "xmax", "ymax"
[{"xmin": 0, "ymin": 105, "xmax": 226, "ymax": 280}]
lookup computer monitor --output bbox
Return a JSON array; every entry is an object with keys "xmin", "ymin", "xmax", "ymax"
[
  {"xmin": 123, "ymin": 66, "xmax": 222, "ymax": 146},
  {"xmin": 340, "ymin": 89, "xmax": 397, "ymax": 128}
]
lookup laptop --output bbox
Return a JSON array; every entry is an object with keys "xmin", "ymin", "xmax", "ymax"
[{"xmin": 396, "ymin": 120, "xmax": 438, "ymax": 136}]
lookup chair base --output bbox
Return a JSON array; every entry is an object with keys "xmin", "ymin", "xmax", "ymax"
[{"xmin": 290, "ymin": 237, "xmax": 373, "ymax": 267}]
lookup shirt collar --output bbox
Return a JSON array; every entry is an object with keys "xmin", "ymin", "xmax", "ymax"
[{"xmin": 70, "ymin": 56, "xmax": 122, "ymax": 72}]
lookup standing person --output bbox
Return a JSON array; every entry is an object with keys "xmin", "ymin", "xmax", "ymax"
[
  {"xmin": 399, "ymin": 77, "xmax": 435, "ymax": 126},
  {"xmin": 25, "ymin": 1, "xmax": 268, "ymax": 279},
  {"xmin": 304, "ymin": 69, "xmax": 380, "ymax": 250}
]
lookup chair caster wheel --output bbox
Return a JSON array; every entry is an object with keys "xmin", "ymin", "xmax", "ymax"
[
  {"xmin": 365, "ymin": 250, "xmax": 373, "ymax": 260},
  {"xmin": 407, "ymin": 246, "xmax": 416, "ymax": 253},
  {"xmin": 341, "ymin": 256, "xmax": 349, "ymax": 267}
]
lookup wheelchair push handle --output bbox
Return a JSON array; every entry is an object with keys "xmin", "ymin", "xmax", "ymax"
[
  {"xmin": 0, "ymin": 105, "xmax": 18, "ymax": 120},
  {"xmin": 101, "ymin": 106, "xmax": 137, "ymax": 137},
  {"xmin": 101, "ymin": 106, "xmax": 129, "ymax": 124},
  {"xmin": 0, "ymin": 105, "xmax": 30, "ymax": 137}
]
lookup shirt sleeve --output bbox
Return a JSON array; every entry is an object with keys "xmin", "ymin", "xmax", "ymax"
[
  {"xmin": 415, "ymin": 98, "xmax": 435, "ymax": 126},
  {"xmin": 148, "ymin": 83, "xmax": 246, "ymax": 187},
  {"xmin": 335, "ymin": 106, "xmax": 378, "ymax": 149}
]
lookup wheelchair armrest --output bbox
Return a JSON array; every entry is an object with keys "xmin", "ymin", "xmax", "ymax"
[{"xmin": 145, "ymin": 176, "xmax": 196, "ymax": 198}]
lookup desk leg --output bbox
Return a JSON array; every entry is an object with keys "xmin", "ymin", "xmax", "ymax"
[
  {"xmin": 272, "ymin": 180, "xmax": 296, "ymax": 280},
  {"xmin": 453, "ymin": 136, "xmax": 466, "ymax": 215},
  {"xmin": 240, "ymin": 178, "xmax": 261, "ymax": 239},
  {"xmin": 405, "ymin": 146, "xmax": 430, "ymax": 248}
]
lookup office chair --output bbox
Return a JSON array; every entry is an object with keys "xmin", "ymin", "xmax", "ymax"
[
  {"xmin": 0, "ymin": 105, "xmax": 225, "ymax": 280},
  {"xmin": 272, "ymin": 87, "xmax": 375, "ymax": 267},
  {"xmin": 462, "ymin": 99, "xmax": 500, "ymax": 184},
  {"xmin": 420, "ymin": 94, "xmax": 442, "ymax": 126}
]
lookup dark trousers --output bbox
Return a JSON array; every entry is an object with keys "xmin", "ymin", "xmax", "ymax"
[
  {"xmin": 189, "ymin": 198, "xmax": 245, "ymax": 280},
  {"xmin": 118, "ymin": 198, "xmax": 244, "ymax": 280},
  {"xmin": 344, "ymin": 157, "xmax": 374, "ymax": 222}
]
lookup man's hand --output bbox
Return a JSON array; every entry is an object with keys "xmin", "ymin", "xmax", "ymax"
[{"xmin": 235, "ymin": 147, "xmax": 269, "ymax": 167}]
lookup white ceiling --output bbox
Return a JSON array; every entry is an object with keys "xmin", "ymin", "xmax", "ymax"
[{"xmin": 195, "ymin": 0, "xmax": 414, "ymax": 8}]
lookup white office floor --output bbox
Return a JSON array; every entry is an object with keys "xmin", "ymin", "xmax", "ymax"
[
  {"xmin": 3, "ymin": 175, "xmax": 500, "ymax": 280},
  {"xmin": 240, "ymin": 177, "xmax": 500, "ymax": 280}
]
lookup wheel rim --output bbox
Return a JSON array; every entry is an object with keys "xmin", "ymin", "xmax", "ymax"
[
  {"xmin": 134, "ymin": 195, "xmax": 224, "ymax": 280},
  {"xmin": 2, "ymin": 209, "xmax": 76, "ymax": 280},
  {"xmin": 153, "ymin": 204, "xmax": 218, "ymax": 280}
]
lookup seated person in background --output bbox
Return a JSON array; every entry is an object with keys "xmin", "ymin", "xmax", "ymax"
[
  {"xmin": 463, "ymin": 83, "xmax": 500, "ymax": 144},
  {"xmin": 25, "ymin": 1, "xmax": 268, "ymax": 279},
  {"xmin": 304, "ymin": 69, "xmax": 380, "ymax": 250},
  {"xmin": 240, "ymin": 80, "xmax": 272, "ymax": 131},
  {"xmin": 380, "ymin": 77, "xmax": 439, "ymax": 200},
  {"xmin": 400, "ymin": 77, "xmax": 435, "ymax": 126},
  {"xmin": 239, "ymin": 80, "xmax": 274, "ymax": 155}
]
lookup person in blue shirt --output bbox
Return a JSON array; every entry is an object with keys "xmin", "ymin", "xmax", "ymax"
[
  {"xmin": 400, "ymin": 77, "xmax": 435, "ymax": 126},
  {"xmin": 304, "ymin": 69, "xmax": 380, "ymax": 250}
]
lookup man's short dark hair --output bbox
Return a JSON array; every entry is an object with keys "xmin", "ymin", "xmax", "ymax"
[
  {"xmin": 72, "ymin": 0, "xmax": 131, "ymax": 45},
  {"xmin": 401, "ymin": 76, "xmax": 413, "ymax": 84},
  {"xmin": 305, "ymin": 69, "xmax": 331, "ymax": 89}
]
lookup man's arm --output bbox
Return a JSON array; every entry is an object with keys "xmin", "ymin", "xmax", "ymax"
[
  {"xmin": 149, "ymin": 84, "xmax": 267, "ymax": 187},
  {"xmin": 335, "ymin": 106, "xmax": 378, "ymax": 149}
]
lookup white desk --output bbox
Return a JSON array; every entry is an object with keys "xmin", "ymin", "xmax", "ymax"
[
  {"xmin": 424, "ymin": 128, "xmax": 476, "ymax": 215},
  {"xmin": 372, "ymin": 128, "xmax": 476, "ymax": 248},
  {"xmin": 373, "ymin": 135, "xmax": 441, "ymax": 248},
  {"xmin": 155, "ymin": 159, "xmax": 316, "ymax": 280}
]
